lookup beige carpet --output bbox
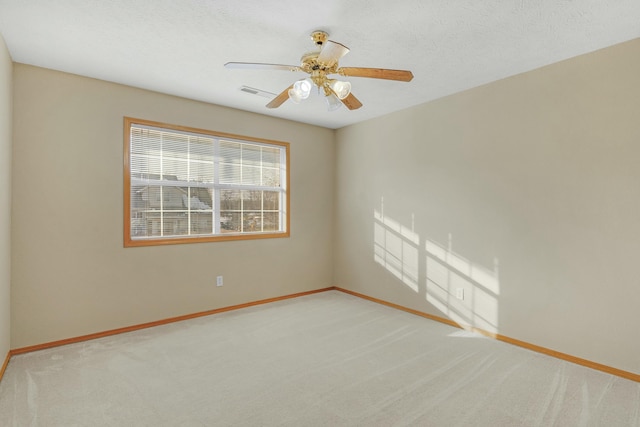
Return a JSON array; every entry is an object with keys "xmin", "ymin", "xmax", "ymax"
[{"xmin": 1, "ymin": 291, "xmax": 638, "ymax": 426}]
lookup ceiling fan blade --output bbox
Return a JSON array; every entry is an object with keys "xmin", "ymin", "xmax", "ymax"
[
  {"xmin": 225, "ymin": 62, "xmax": 301, "ymax": 72},
  {"xmin": 317, "ymin": 40, "xmax": 350, "ymax": 67},
  {"xmin": 266, "ymin": 85, "xmax": 293, "ymax": 109},
  {"xmin": 341, "ymin": 93, "xmax": 363, "ymax": 110},
  {"xmin": 338, "ymin": 67, "xmax": 414, "ymax": 82}
]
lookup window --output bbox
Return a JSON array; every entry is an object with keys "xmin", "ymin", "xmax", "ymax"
[{"xmin": 124, "ymin": 118, "xmax": 289, "ymax": 246}]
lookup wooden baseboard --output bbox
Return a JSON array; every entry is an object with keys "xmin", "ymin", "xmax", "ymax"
[
  {"xmin": 334, "ymin": 287, "xmax": 640, "ymax": 383},
  {"xmin": 10, "ymin": 287, "xmax": 336, "ymax": 356},
  {"xmin": 0, "ymin": 350, "xmax": 10, "ymax": 383}
]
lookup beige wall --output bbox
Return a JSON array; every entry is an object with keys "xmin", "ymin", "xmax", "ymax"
[
  {"xmin": 0, "ymin": 34, "xmax": 11, "ymax": 361},
  {"xmin": 334, "ymin": 38, "xmax": 640, "ymax": 375},
  {"xmin": 11, "ymin": 65, "xmax": 335, "ymax": 348}
]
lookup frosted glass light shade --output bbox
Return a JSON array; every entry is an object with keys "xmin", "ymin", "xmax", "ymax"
[
  {"xmin": 329, "ymin": 80, "xmax": 351, "ymax": 99},
  {"xmin": 288, "ymin": 79, "xmax": 312, "ymax": 103},
  {"xmin": 326, "ymin": 92, "xmax": 343, "ymax": 111}
]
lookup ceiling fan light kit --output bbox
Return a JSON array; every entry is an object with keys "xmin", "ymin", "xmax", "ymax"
[
  {"xmin": 326, "ymin": 92, "xmax": 343, "ymax": 111},
  {"xmin": 328, "ymin": 79, "xmax": 351, "ymax": 99},
  {"xmin": 225, "ymin": 30, "xmax": 413, "ymax": 112},
  {"xmin": 288, "ymin": 78, "xmax": 313, "ymax": 103}
]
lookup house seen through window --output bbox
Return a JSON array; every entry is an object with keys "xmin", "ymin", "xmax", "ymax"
[{"xmin": 124, "ymin": 118, "xmax": 289, "ymax": 246}]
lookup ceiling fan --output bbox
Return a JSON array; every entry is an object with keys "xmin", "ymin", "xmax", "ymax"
[{"xmin": 224, "ymin": 31, "xmax": 414, "ymax": 111}]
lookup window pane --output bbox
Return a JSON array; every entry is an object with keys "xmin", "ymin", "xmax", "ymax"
[
  {"xmin": 187, "ymin": 187, "xmax": 212, "ymax": 210},
  {"xmin": 130, "ymin": 185, "xmax": 150, "ymax": 238},
  {"xmin": 220, "ymin": 162, "xmax": 240, "ymax": 184},
  {"xmin": 131, "ymin": 128, "xmax": 161, "ymax": 155},
  {"xmin": 220, "ymin": 189, "xmax": 241, "ymax": 210},
  {"xmin": 139, "ymin": 186, "xmax": 162, "ymax": 209},
  {"xmin": 190, "ymin": 137, "xmax": 214, "ymax": 162},
  {"xmin": 242, "ymin": 144, "xmax": 261, "ymax": 167},
  {"xmin": 163, "ymin": 187, "xmax": 186, "ymax": 210},
  {"xmin": 262, "ymin": 147, "xmax": 279, "ymax": 168},
  {"xmin": 190, "ymin": 212, "xmax": 213, "ymax": 234},
  {"xmin": 263, "ymin": 212, "xmax": 279, "ymax": 232},
  {"xmin": 241, "ymin": 165, "xmax": 261, "ymax": 186},
  {"xmin": 220, "ymin": 212, "xmax": 241, "ymax": 233},
  {"xmin": 146, "ymin": 212, "xmax": 163, "ymax": 237},
  {"xmin": 220, "ymin": 141, "xmax": 241, "ymax": 164},
  {"xmin": 164, "ymin": 213, "xmax": 189, "ymax": 236},
  {"xmin": 162, "ymin": 132, "xmax": 189, "ymax": 159},
  {"xmin": 243, "ymin": 190, "xmax": 262, "ymax": 210},
  {"xmin": 190, "ymin": 160, "xmax": 214, "ymax": 183},
  {"xmin": 162, "ymin": 157, "xmax": 188, "ymax": 181},
  {"xmin": 263, "ymin": 191, "xmax": 280, "ymax": 211},
  {"xmin": 131, "ymin": 216, "xmax": 148, "ymax": 237},
  {"xmin": 131, "ymin": 185, "xmax": 149, "ymax": 210},
  {"xmin": 243, "ymin": 212, "xmax": 262, "ymax": 232},
  {"xmin": 263, "ymin": 167, "xmax": 280, "ymax": 187},
  {"xmin": 130, "ymin": 154, "xmax": 149, "ymax": 176}
]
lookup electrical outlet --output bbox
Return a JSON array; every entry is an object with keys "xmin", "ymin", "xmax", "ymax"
[
  {"xmin": 216, "ymin": 276, "xmax": 223, "ymax": 287},
  {"xmin": 456, "ymin": 288, "xmax": 464, "ymax": 300}
]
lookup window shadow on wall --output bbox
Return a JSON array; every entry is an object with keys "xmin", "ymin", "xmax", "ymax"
[{"xmin": 373, "ymin": 198, "xmax": 500, "ymax": 334}]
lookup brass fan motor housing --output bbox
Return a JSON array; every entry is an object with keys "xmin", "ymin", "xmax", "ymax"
[
  {"xmin": 299, "ymin": 49, "xmax": 339, "ymax": 89},
  {"xmin": 299, "ymin": 51, "xmax": 338, "ymax": 73}
]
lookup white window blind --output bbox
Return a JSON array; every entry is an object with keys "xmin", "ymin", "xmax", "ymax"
[{"xmin": 125, "ymin": 119, "xmax": 288, "ymax": 245}]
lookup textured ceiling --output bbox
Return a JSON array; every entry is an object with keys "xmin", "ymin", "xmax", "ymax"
[{"xmin": 1, "ymin": 0, "xmax": 639, "ymax": 129}]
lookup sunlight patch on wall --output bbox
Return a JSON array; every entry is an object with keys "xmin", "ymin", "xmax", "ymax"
[
  {"xmin": 373, "ymin": 199, "xmax": 419, "ymax": 293},
  {"xmin": 371, "ymin": 197, "xmax": 500, "ymax": 333},
  {"xmin": 426, "ymin": 234, "xmax": 500, "ymax": 334}
]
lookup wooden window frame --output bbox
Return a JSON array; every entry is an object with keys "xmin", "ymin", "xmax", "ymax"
[{"xmin": 124, "ymin": 117, "xmax": 290, "ymax": 247}]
